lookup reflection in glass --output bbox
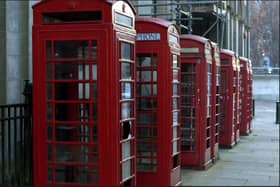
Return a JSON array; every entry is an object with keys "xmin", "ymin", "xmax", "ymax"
[
  {"xmin": 173, "ymin": 70, "xmax": 178, "ymax": 81},
  {"xmin": 122, "ymin": 141, "xmax": 131, "ymax": 160},
  {"xmin": 140, "ymin": 71, "xmax": 151, "ymax": 81},
  {"xmin": 153, "ymin": 84, "xmax": 157, "ymax": 95},
  {"xmin": 181, "ymin": 63, "xmax": 195, "ymax": 73},
  {"xmin": 137, "ymin": 56, "xmax": 151, "ymax": 67},
  {"xmin": 55, "ymin": 103, "xmax": 90, "ymax": 121},
  {"xmin": 46, "ymin": 63, "xmax": 52, "ymax": 80},
  {"xmin": 137, "ymin": 98, "xmax": 157, "ymax": 110},
  {"xmin": 121, "ymin": 63, "xmax": 131, "ymax": 80},
  {"xmin": 92, "ymin": 64, "xmax": 97, "ymax": 80},
  {"xmin": 55, "ymin": 63, "xmax": 91, "ymax": 80},
  {"xmin": 173, "ymin": 98, "xmax": 178, "ymax": 110},
  {"xmin": 47, "ymin": 165, "xmax": 52, "ymax": 182},
  {"xmin": 91, "ymin": 40, "xmax": 97, "ymax": 59},
  {"xmin": 47, "ymin": 104, "xmax": 52, "ymax": 120},
  {"xmin": 122, "ymin": 121, "xmax": 132, "ymax": 139},
  {"xmin": 121, "ymin": 83, "xmax": 132, "ymax": 99},
  {"xmin": 137, "ymin": 84, "xmax": 151, "ymax": 96},
  {"xmin": 54, "ymin": 144, "xmax": 89, "ymax": 163},
  {"xmin": 153, "ymin": 71, "xmax": 157, "ymax": 81},
  {"xmin": 121, "ymin": 42, "xmax": 132, "ymax": 60},
  {"xmin": 55, "ymin": 82, "xmax": 78, "ymax": 100},
  {"xmin": 173, "ymin": 84, "xmax": 178, "ymax": 96},
  {"xmin": 54, "ymin": 124, "xmax": 89, "ymax": 142},
  {"xmin": 152, "ymin": 55, "xmax": 157, "ymax": 66},
  {"xmin": 173, "ymin": 126, "xmax": 178, "ymax": 140},
  {"xmin": 172, "ymin": 55, "xmax": 178, "ymax": 68},
  {"xmin": 47, "ymin": 83, "xmax": 52, "ymax": 100},
  {"xmin": 121, "ymin": 102, "xmax": 133, "ymax": 119},
  {"xmin": 46, "ymin": 41, "xmax": 51, "ymax": 59},
  {"xmin": 54, "ymin": 41, "xmax": 89, "ymax": 59},
  {"xmin": 173, "ymin": 112, "xmax": 178, "ymax": 124},
  {"xmin": 122, "ymin": 160, "xmax": 131, "ymax": 180},
  {"xmin": 92, "ymin": 83, "xmax": 97, "ymax": 99},
  {"xmin": 173, "ymin": 140, "xmax": 178, "ymax": 154},
  {"xmin": 79, "ymin": 83, "xmax": 90, "ymax": 100},
  {"xmin": 136, "ymin": 113, "xmax": 151, "ymax": 125},
  {"xmin": 54, "ymin": 165, "xmax": 97, "ymax": 184},
  {"xmin": 78, "ymin": 64, "xmax": 89, "ymax": 80}
]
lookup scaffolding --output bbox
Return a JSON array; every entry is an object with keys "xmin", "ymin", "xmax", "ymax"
[{"xmin": 130, "ymin": 0, "xmax": 227, "ymax": 48}]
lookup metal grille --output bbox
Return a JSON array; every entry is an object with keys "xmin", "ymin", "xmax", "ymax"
[
  {"xmin": 0, "ymin": 104, "xmax": 32, "ymax": 186},
  {"xmin": 215, "ymin": 66, "xmax": 221, "ymax": 143},
  {"xmin": 119, "ymin": 41, "xmax": 136, "ymax": 184},
  {"xmin": 46, "ymin": 40, "xmax": 98, "ymax": 185},
  {"xmin": 136, "ymin": 54, "xmax": 158, "ymax": 172},
  {"xmin": 181, "ymin": 63, "xmax": 196, "ymax": 152},
  {"xmin": 206, "ymin": 63, "xmax": 212, "ymax": 149},
  {"xmin": 171, "ymin": 54, "xmax": 180, "ymax": 168},
  {"xmin": 238, "ymin": 72, "xmax": 242, "ymax": 127},
  {"xmin": 219, "ymin": 69, "xmax": 227, "ymax": 134}
]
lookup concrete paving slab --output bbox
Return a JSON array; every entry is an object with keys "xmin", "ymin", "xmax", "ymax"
[
  {"xmin": 182, "ymin": 100, "xmax": 280, "ymax": 186},
  {"xmin": 209, "ymin": 177, "xmax": 248, "ymax": 186}
]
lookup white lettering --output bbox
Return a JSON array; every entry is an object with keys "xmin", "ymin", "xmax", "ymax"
[{"xmin": 136, "ymin": 33, "xmax": 161, "ymax": 41}]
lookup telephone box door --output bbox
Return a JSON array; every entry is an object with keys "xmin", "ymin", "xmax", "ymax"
[
  {"xmin": 181, "ymin": 58, "xmax": 200, "ymax": 162},
  {"xmin": 37, "ymin": 30, "xmax": 104, "ymax": 185},
  {"xmin": 220, "ymin": 67, "xmax": 235, "ymax": 146},
  {"xmin": 136, "ymin": 46, "xmax": 162, "ymax": 182},
  {"xmin": 219, "ymin": 68, "xmax": 228, "ymax": 144}
]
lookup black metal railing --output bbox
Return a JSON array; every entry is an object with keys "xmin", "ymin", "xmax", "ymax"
[{"xmin": 0, "ymin": 81, "xmax": 32, "ymax": 186}]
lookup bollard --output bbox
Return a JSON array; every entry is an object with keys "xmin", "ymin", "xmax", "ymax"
[
  {"xmin": 22, "ymin": 80, "xmax": 33, "ymax": 185},
  {"xmin": 276, "ymin": 101, "xmax": 280, "ymax": 124},
  {"xmin": 252, "ymin": 99, "xmax": 255, "ymax": 117}
]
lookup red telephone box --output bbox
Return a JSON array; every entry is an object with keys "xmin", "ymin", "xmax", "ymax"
[
  {"xmin": 33, "ymin": 0, "xmax": 137, "ymax": 186},
  {"xmin": 239, "ymin": 57, "xmax": 250, "ymax": 135},
  {"xmin": 219, "ymin": 49, "xmax": 237, "ymax": 148},
  {"xmin": 248, "ymin": 60, "xmax": 253, "ymax": 132},
  {"xmin": 210, "ymin": 42, "xmax": 221, "ymax": 161},
  {"xmin": 135, "ymin": 18, "xmax": 181, "ymax": 186},
  {"xmin": 234, "ymin": 56, "xmax": 241, "ymax": 144},
  {"xmin": 180, "ymin": 35, "xmax": 213, "ymax": 169}
]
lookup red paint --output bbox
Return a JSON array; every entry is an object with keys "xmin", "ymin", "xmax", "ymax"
[
  {"xmin": 180, "ymin": 35, "xmax": 213, "ymax": 169},
  {"xmin": 239, "ymin": 57, "xmax": 250, "ymax": 135},
  {"xmin": 248, "ymin": 60, "xmax": 253, "ymax": 132},
  {"xmin": 33, "ymin": 0, "xmax": 136, "ymax": 186},
  {"xmin": 210, "ymin": 42, "xmax": 221, "ymax": 161},
  {"xmin": 135, "ymin": 18, "xmax": 181, "ymax": 186},
  {"xmin": 219, "ymin": 49, "xmax": 238, "ymax": 147},
  {"xmin": 235, "ymin": 55, "xmax": 241, "ymax": 144}
]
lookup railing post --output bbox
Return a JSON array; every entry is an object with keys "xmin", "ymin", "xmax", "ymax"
[
  {"xmin": 22, "ymin": 80, "xmax": 33, "ymax": 185},
  {"xmin": 252, "ymin": 98, "xmax": 255, "ymax": 118},
  {"xmin": 276, "ymin": 101, "xmax": 280, "ymax": 124}
]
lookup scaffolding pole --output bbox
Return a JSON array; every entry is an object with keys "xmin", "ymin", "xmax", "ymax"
[{"xmin": 132, "ymin": 0, "xmax": 225, "ymax": 41}]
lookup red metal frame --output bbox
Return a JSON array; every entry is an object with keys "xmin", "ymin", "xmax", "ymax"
[
  {"xmin": 210, "ymin": 42, "xmax": 220, "ymax": 161},
  {"xmin": 239, "ymin": 57, "xmax": 250, "ymax": 135},
  {"xmin": 180, "ymin": 35, "xmax": 213, "ymax": 169},
  {"xmin": 219, "ymin": 49, "xmax": 237, "ymax": 148},
  {"xmin": 135, "ymin": 18, "xmax": 181, "ymax": 186},
  {"xmin": 234, "ymin": 56, "xmax": 241, "ymax": 144},
  {"xmin": 33, "ymin": 0, "xmax": 137, "ymax": 186},
  {"xmin": 248, "ymin": 60, "xmax": 253, "ymax": 132}
]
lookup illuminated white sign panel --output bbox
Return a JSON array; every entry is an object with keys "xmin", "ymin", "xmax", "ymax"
[{"xmin": 136, "ymin": 33, "xmax": 161, "ymax": 41}]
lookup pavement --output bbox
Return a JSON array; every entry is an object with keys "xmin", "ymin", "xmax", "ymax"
[{"xmin": 181, "ymin": 99, "xmax": 280, "ymax": 186}]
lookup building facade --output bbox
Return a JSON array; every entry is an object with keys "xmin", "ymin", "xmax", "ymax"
[
  {"xmin": 0, "ymin": 1, "xmax": 35, "ymax": 104},
  {"xmin": 130, "ymin": 0, "xmax": 251, "ymax": 58},
  {"xmin": 0, "ymin": 0, "xmax": 250, "ymax": 104}
]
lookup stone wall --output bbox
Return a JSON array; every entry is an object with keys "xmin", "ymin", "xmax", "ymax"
[
  {"xmin": 253, "ymin": 75, "xmax": 280, "ymax": 101},
  {"xmin": 0, "ymin": 1, "xmax": 30, "ymax": 104},
  {"xmin": 0, "ymin": 1, "xmax": 7, "ymax": 104}
]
